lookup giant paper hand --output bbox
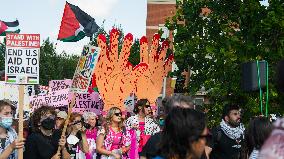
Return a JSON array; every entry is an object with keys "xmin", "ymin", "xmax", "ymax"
[
  {"xmin": 94, "ymin": 29, "xmax": 148, "ymax": 111},
  {"xmin": 134, "ymin": 34, "xmax": 174, "ymax": 104}
]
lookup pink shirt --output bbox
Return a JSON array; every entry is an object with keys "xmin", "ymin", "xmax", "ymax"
[
  {"xmin": 85, "ymin": 128, "xmax": 98, "ymax": 159},
  {"xmin": 110, "ymin": 128, "xmax": 123, "ymax": 150},
  {"xmin": 138, "ymin": 122, "xmax": 145, "ymax": 152}
]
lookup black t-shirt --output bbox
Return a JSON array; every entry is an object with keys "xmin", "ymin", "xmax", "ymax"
[
  {"xmin": 209, "ymin": 126, "xmax": 243, "ymax": 159},
  {"xmin": 140, "ymin": 132, "xmax": 162, "ymax": 158},
  {"xmin": 141, "ymin": 132, "xmax": 208, "ymax": 159},
  {"xmin": 24, "ymin": 130, "xmax": 61, "ymax": 159}
]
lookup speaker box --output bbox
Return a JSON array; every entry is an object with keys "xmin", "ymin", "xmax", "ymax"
[
  {"xmin": 277, "ymin": 59, "xmax": 284, "ymax": 93},
  {"xmin": 242, "ymin": 61, "xmax": 267, "ymax": 92}
]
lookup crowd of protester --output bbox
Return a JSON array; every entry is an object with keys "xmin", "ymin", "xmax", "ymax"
[{"xmin": 0, "ymin": 95, "xmax": 283, "ymax": 159}]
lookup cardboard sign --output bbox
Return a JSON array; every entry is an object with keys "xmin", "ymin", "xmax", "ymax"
[
  {"xmin": 49, "ymin": 79, "xmax": 72, "ymax": 92},
  {"xmin": 70, "ymin": 45, "xmax": 100, "ymax": 93},
  {"xmin": 5, "ymin": 33, "xmax": 40, "ymax": 84}
]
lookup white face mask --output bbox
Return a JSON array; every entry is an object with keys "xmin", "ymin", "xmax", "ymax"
[{"xmin": 67, "ymin": 135, "xmax": 79, "ymax": 145}]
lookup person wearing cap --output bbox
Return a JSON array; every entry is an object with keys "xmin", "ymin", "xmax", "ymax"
[
  {"xmin": 0, "ymin": 100, "xmax": 25, "ymax": 159},
  {"xmin": 55, "ymin": 111, "xmax": 67, "ymax": 130}
]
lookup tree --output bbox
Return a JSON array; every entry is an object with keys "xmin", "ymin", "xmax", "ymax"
[
  {"xmin": 0, "ymin": 41, "xmax": 5, "ymax": 71},
  {"xmin": 167, "ymin": 0, "xmax": 284, "ymax": 127},
  {"xmin": 39, "ymin": 39, "xmax": 79, "ymax": 85}
]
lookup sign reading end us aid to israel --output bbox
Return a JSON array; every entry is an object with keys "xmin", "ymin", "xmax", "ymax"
[
  {"xmin": 70, "ymin": 45, "xmax": 100, "ymax": 93},
  {"xmin": 5, "ymin": 33, "xmax": 40, "ymax": 84}
]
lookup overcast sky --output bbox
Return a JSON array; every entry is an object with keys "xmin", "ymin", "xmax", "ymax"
[{"xmin": 0, "ymin": 0, "xmax": 147, "ymax": 55}]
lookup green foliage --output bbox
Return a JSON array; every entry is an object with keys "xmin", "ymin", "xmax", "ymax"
[
  {"xmin": 167, "ymin": 0, "xmax": 284, "ymax": 127},
  {"xmin": 90, "ymin": 23, "xmax": 141, "ymax": 66},
  {"xmin": 0, "ymin": 42, "xmax": 5, "ymax": 71},
  {"xmin": 39, "ymin": 39, "xmax": 79, "ymax": 85}
]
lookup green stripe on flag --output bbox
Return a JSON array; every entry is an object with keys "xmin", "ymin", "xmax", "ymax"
[
  {"xmin": 7, "ymin": 79, "xmax": 16, "ymax": 83},
  {"xmin": 28, "ymin": 81, "xmax": 38, "ymax": 84},
  {"xmin": 59, "ymin": 30, "xmax": 85, "ymax": 42}
]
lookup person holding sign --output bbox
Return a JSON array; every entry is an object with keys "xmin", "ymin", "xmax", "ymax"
[
  {"xmin": 0, "ymin": 100, "xmax": 25, "ymax": 159},
  {"xmin": 96, "ymin": 107, "xmax": 131, "ymax": 159},
  {"xmin": 24, "ymin": 106, "xmax": 70, "ymax": 159}
]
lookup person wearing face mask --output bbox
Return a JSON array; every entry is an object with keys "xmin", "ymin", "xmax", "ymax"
[
  {"xmin": 209, "ymin": 104, "xmax": 245, "ymax": 159},
  {"xmin": 0, "ymin": 100, "xmax": 25, "ymax": 159},
  {"xmin": 24, "ymin": 105, "xmax": 70, "ymax": 159}
]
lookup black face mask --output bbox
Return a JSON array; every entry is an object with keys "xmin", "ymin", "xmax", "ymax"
[{"xmin": 41, "ymin": 117, "xmax": 55, "ymax": 130}]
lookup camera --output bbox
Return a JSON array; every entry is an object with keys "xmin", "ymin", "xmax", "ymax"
[
  {"xmin": 83, "ymin": 122, "xmax": 91, "ymax": 129},
  {"xmin": 72, "ymin": 118, "xmax": 91, "ymax": 129}
]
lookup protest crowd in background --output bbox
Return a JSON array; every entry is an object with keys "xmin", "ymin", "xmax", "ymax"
[
  {"xmin": 0, "ymin": 2, "xmax": 283, "ymax": 158},
  {"xmin": 0, "ymin": 94, "xmax": 284, "ymax": 159}
]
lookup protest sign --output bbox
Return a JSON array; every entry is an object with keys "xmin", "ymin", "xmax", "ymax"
[
  {"xmin": 5, "ymin": 33, "xmax": 40, "ymax": 84},
  {"xmin": 38, "ymin": 85, "xmax": 49, "ymax": 95},
  {"xmin": 30, "ymin": 89, "xmax": 69, "ymax": 110},
  {"xmin": 49, "ymin": 79, "xmax": 72, "ymax": 92},
  {"xmin": 70, "ymin": 45, "xmax": 100, "ymax": 93},
  {"xmin": 72, "ymin": 92, "xmax": 102, "ymax": 115},
  {"xmin": 30, "ymin": 89, "xmax": 103, "ymax": 114},
  {"xmin": 0, "ymin": 82, "xmax": 35, "ymax": 119},
  {"xmin": 124, "ymin": 94, "xmax": 135, "ymax": 113}
]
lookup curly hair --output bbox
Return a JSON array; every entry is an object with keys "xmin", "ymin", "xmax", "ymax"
[
  {"xmin": 158, "ymin": 107, "xmax": 206, "ymax": 159},
  {"xmin": 31, "ymin": 105, "xmax": 56, "ymax": 132}
]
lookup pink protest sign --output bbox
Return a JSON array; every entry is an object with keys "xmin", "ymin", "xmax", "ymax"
[
  {"xmin": 30, "ymin": 95, "xmax": 48, "ymax": 112},
  {"xmin": 30, "ymin": 89, "xmax": 104, "ymax": 114},
  {"xmin": 30, "ymin": 89, "xmax": 69, "ymax": 111},
  {"xmin": 48, "ymin": 79, "xmax": 72, "ymax": 92},
  {"xmin": 72, "ymin": 92, "xmax": 103, "ymax": 115}
]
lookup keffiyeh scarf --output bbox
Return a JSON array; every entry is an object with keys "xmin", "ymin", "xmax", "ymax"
[{"xmin": 220, "ymin": 119, "xmax": 245, "ymax": 140}]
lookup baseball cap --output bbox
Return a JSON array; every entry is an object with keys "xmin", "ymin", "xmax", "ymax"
[{"xmin": 57, "ymin": 111, "xmax": 67, "ymax": 120}]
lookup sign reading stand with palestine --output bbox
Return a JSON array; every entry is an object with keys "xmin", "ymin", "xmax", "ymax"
[
  {"xmin": 5, "ymin": 33, "xmax": 40, "ymax": 84},
  {"xmin": 70, "ymin": 45, "xmax": 100, "ymax": 93}
]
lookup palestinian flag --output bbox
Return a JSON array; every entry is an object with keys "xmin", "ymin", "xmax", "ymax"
[
  {"xmin": 0, "ymin": 20, "xmax": 20, "ymax": 36},
  {"xmin": 58, "ymin": 2, "xmax": 99, "ymax": 42}
]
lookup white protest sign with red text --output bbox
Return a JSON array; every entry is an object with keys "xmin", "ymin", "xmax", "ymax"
[{"xmin": 5, "ymin": 33, "xmax": 40, "ymax": 84}]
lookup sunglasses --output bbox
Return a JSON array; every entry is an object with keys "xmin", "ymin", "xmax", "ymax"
[
  {"xmin": 114, "ymin": 112, "xmax": 122, "ymax": 117},
  {"xmin": 145, "ymin": 105, "xmax": 151, "ymax": 108}
]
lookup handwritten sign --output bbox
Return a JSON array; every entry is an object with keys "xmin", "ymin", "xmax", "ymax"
[
  {"xmin": 49, "ymin": 79, "xmax": 72, "ymax": 92},
  {"xmin": 72, "ymin": 92, "xmax": 103, "ymax": 115},
  {"xmin": 30, "ymin": 89, "xmax": 104, "ymax": 114},
  {"xmin": 70, "ymin": 45, "xmax": 100, "ymax": 93},
  {"xmin": 124, "ymin": 94, "xmax": 135, "ymax": 113}
]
